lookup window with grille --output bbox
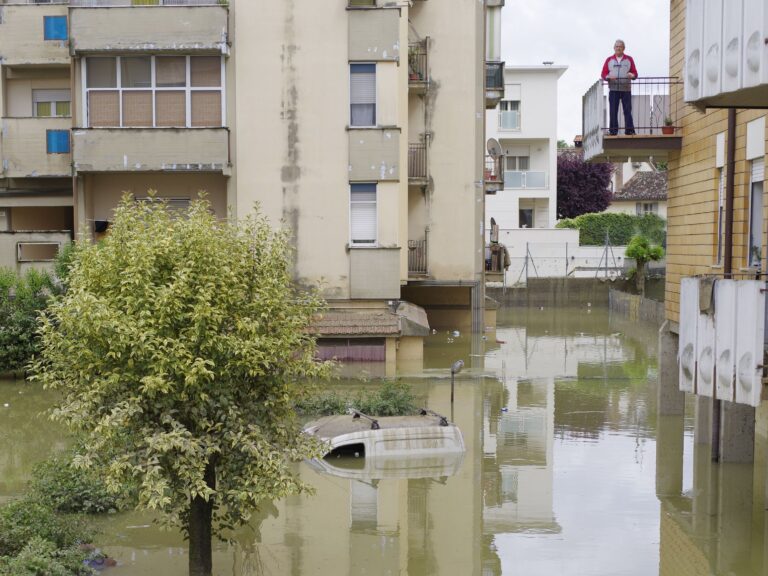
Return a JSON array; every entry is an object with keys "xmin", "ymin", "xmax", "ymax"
[
  {"xmin": 350, "ymin": 64, "xmax": 376, "ymax": 127},
  {"xmin": 499, "ymin": 100, "xmax": 520, "ymax": 130},
  {"xmin": 716, "ymin": 168, "xmax": 725, "ymax": 264},
  {"xmin": 505, "ymin": 156, "xmax": 529, "ymax": 171},
  {"xmin": 635, "ymin": 202, "xmax": 658, "ymax": 215},
  {"xmin": 33, "ymin": 90, "xmax": 71, "ymax": 117},
  {"xmin": 350, "ymin": 183, "xmax": 376, "ymax": 245},
  {"xmin": 84, "ymin": 56, "xmax": 223, "ymax": 128},
  {"xmin": 748, "ymin": 159, "xmax": 764, "ymax": 267}
]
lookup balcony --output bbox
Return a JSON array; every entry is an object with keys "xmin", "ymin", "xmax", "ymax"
[
  {"xmin": 69, "ymin": 2, "xmax": 229, "ymax": 54},
  {"xmin": 408, "ymin": 233, "xmax": 427, "ymax": 276},
  {"xmin": 408, "ymin": 142, "xmax": 428, "ymax": 185},
  {"xmin": 504, "ymin": 170, "xmax": 547, "ymax": 189},
  {"xmin": 582, "ymin": 77, "xmax": 683, "ymax": 163},
  {"xmin": 0, "ymin": 231, "xmax": 71, "ymax": 275},
  {"xmin": 499, "ymin": 110, "xmax": 520, "ymax": 131},
  {"xmin": 684, "ymin": 0, "xmax": 768, "ymax": 109},
  {"xmin": 1, "ymin": 118, "xmax": 72, "ymax": 178},
  {"xmin": 0, "ymin": 4, "xmax": 70, "ymax": 66},
  {"xmin": 71, "ymin": 127, "xmax": 229, "ymax": 173},
  {"xmin": 485, "ymin": 61, "xmax": 505, "ymax": 109},
  {"xmin": 484, "ymin": 156, "xmax": 503, "ymax": 194},
  {"xmin": 408, "ymin": 40, "xmax": 429, "ymax": 94}
]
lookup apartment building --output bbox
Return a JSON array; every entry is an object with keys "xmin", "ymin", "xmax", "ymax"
[
  {"xmin": 485, "ymin": 65, "xmax": 566, "ymax": 231},
  {"xmin": 0, "ymin": 0, "xmax": 504, "ymax": 372}
]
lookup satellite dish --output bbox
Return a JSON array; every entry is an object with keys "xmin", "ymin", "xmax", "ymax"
[{"xmin": 487, "ymin": 138, "xmax": 503, "ymax": 158}]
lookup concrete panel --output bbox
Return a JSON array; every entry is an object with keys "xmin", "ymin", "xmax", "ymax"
[
  {"xmin": 72, "ymin": 128, "xmax": 229, "ymax": 173},
  {"xmin": 350, "ymin": 247, "xmax": 400, "ymax": 299},
  {"xmin": 69, "ymin": 6, "xmax": 228, "ymax": 54},
  {"xmin": 1, "ymin": 117, "xmax": 72, "ymax": 178},
  {"xmin": 348, "ymin": 129, "xmax": 399, "ymax": 181},
  {"xmin": 0, "ymin": 5, "xmax": 70, "ymax": 66},
  {"xmin": 0, "ymin": 231, "xmax": 70, "ymax": 274},
  {"xmin": 348, "ymin": 9, "xmax": 400, "ymax": 62}
]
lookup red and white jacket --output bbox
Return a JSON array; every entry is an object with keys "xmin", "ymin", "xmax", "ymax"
[{"xmin": 601, "ymin": 54, "xmax": 638, "ymax": 91}]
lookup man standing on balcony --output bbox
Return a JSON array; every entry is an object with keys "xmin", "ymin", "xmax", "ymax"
[{"xmin": 602, "ymin": 39, "xmax": 638, "ymax": 135}]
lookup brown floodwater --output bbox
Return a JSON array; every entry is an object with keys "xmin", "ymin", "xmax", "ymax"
[{"xmin": 0, "ymin": 306, "xmax": 760, "ymax": 575}]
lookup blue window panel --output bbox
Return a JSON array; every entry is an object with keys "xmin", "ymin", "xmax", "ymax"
[
  {"xmin": 350, "ymin": 63, "xmax": 375, "ymax": 74},
  {"xmin": 350, "ymin": 183, "xmax": 376, "ymax": 193},
  {"xmin": 43, "ymin": 16, "xmax": 67, "ymax": 41},
  {"xmin": 46, "ymin": 130, "xmax": 70, "ymax": 154}
]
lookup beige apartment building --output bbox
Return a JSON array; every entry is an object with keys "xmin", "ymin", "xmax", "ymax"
[{"xmin": 0, "ymin": 0, "xmax": 504, "ymax": 372}]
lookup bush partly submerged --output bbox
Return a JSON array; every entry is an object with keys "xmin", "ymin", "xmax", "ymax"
[{"xmin": 297, "ymin": 380, "xmax": 419, "ymax": 417}]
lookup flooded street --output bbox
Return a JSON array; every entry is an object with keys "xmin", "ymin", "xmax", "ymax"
[{"xmin": 3, "ymin": 305, "xmax": 754, "ymax": 575}]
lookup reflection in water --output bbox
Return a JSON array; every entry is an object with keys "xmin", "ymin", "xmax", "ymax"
[{"xmin": 4, "ymin": 306, "xmax": 745, "ymax": 575}]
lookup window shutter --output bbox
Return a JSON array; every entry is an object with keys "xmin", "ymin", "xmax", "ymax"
[
  {"xmin": 752, "ymin": 159, "xmax": 765, "ymax": 183},
  {"xmin": 350, "ymin": 64, "xmax": 376, "ymax": 103},
  {"xmin": 718, "ymin": 169, "xmax": 725, "ymax": 207},
  {"xmin": 32, "ymin": 89, "xmax": 71, "ymax": 104},
  {"xmin": 350, "ymin": 183, "xmax": 376, "ymax": 244}
]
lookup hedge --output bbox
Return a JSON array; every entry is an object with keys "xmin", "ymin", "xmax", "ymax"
[{"xmin": 556, "ymin": 212, "xmax": 666, "ymax": 246}]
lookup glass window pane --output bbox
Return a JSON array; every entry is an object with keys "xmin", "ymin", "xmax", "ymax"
[
  {"xmin": 156, "ymin": 57, "xmax": 186, "ymax": 87},
  {"xmin": 190, "ymin": 57, "xmax": 221, "ymax": 87},
  {"xmin": 87, "ymin": 58, "xmax": 117, "ymax": 88},
  {"xmin": 191, "ymin": 91, "xmax": 221, "ymax": 127},
  {"xmin": 121, "ymin": 57, "xmax": 152, "ymax": 88},
  {"xmin": 56, "ymin": 101, "xmax": 71, "ymax": 117},
  {"xmin": 156, "ymin": 91, "xmax": 186, "ymax": 127},
  {"xmin": 519, "ymin": 157, "xmax": 530, "ymax": 170},
  {"xmin": 122, "ymin": 91, "xmax": 153, "ymax": 127},
  {"xmin": 88, "ymin": 91, "xmax": 120, "ymax": 127},
  {"xmin": 36, "ymin": 102, "xmax": 52, "ymax": 117}
]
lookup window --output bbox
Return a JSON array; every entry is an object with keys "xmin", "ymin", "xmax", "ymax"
[
  {"xmin": 635, "ymin": 202, "xmax": 658, "ymax": 215},
  {"xmin": 716, "ymin": 168, "xmax": 725, "ymax": 264},
  {"xmin": 748, "ymin": 159, "xmax": 764, "ymax": 267},
  {"xmin": 46, "ymin": 130, "xmax": 70, "ymax": 154},
  {"xmin": 519, "ymin": 209, "xmax": 533, "ymax": 229},
  {"xmin": 350, "ymin": 64, "xmax": 376, "ymax": 127},
  {"xmin": 43, "ymin": 16, "xmax": 67, "ymax": 41},
  {"xmin": 350, "ymin": 183, "xmax": 376, "ymax": 245},
  {"xmin": 0, "ymin": 209, "xmax": 8, "ymax": 232},
  {"xmin": 84, "ymin": 56, "xmax": 224, "ymax": 128},
  {"xmin": 33, "ymin": 90, "xmax": 71, "ymax": 118},
  {"xmin": 505, "ymin": 156, "xmax": 529, "ymax": 171},
  {"xmin": 499, "ymin": 100, "xmax": 520, "ymax": 130}
]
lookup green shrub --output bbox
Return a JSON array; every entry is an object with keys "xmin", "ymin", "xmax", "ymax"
[
  {"xmin": 297, "ymin": 380, "xmax": 418, "ymax": 417},
  {"xmin": 0, "ymin": 268, "xmax": 57, "ymax": 374},
  {"xmin": 556, "ymin": 212, "xmax": 666, "ymax": 246},
  {"xmin": 0, "ymin": 537, "xmax": 92, "ymax": 576},
  {"xmin": 29, "ymin": 455, "xmax": 121, "ymax": 515},
  {"xmin": 0, "ymin": 499, "xmax": 91, "ymax": 558}
]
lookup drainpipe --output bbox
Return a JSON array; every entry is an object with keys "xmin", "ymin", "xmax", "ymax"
[{"xmin": 713, "ymin": 108, "xmax": 737, "ymax": 462}]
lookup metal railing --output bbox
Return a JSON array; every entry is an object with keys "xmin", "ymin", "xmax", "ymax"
[
  {"xmin": 408, "ymin": 142, "xmax": 427, "ymax": 180},
  {"xmin": 69, "ymin": 0, "xmax": 224, "ymax": 6},
  {"xmin": 408, "ymin": 233, "xmax": 428, "ymax": 275},
  {"xmin": 408, "ymin": 41, "xmax": 428, "ymax": 84},
  {"xmin": 484, "ymin": 156, "xmax": 503, "ymax": 185},
  {"xmin": 499, "ymin": 110, "xmax": 520, "ymax": 130},
  {"xmin": 485, "ymin": 61, "xmax": 504, "ymax": 91},
  {"xmin": 503, "ymin": 170, "xmax": 547, "ymax": 189},
  {"xmin": 582, "ymin": 77, "xmax": 682, "ymax": 158}
]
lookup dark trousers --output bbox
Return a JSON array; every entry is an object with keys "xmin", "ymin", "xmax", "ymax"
[{"xmin": 609, "ymin": 90, "xmax": 635, "ymax": 135}]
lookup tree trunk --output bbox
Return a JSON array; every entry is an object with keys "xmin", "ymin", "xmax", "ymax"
[
  {"xmin": 636, "ymin": 261, "xmax": 646, "ymax": 296},
  {"xmin": 189, "ymin": 461, "xmax": 216, "ymax": 576}
]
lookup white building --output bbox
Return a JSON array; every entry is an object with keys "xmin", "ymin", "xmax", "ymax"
[{"xmin": 485, "ymin": 65, "xmax": 567, "ymax": 231}]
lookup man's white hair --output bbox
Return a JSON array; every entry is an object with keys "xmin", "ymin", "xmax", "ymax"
[{"xmin": 614, "ymin": 39, "xmax": 626, "ymax": 47}]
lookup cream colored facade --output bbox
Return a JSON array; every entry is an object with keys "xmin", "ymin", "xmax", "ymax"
[{"xmin": 0, "ymin": 0, "xmax": 502, "ymax": 366}]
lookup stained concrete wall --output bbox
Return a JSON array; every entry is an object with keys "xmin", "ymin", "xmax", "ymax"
[
  {"xmin": 0, "ymin": 231, "xmax": 70, "ymax": 274},
  {"xmin": 2, "ymin": 118, "xmax": 72, "ymax": 178},
  {"xmin": 0, "ymin": 5, "xmax": 70, "ymax": 66},
  {"xmin": 349, "ymin": 247, "xmax": 400, "ymax": 299},
  {"xmin": 609, "ymin": 289, "xmax": 666, "ymax": 326},
  {"xmin": 5, "ymin": 73, "xmax": 70, "ymax": 118},
  {"xmin": 348, "ymin": 9, "xmax": 400, "ymax": 62},
  {"xmin": 348, "ymin": 129, "xmax": 400, "ymax": 181},
  {"xmin": 72, "ymin": 128, "xmax": 229, "ymax": 173},
  {"xmin": 69, "ymin": 6, "xmax": 228, "ymax": 54}
]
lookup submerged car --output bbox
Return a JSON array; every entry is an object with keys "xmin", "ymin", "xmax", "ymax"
[{"xmin": 303, "ymin": 408, "xmax": 466, "ymax": 460}]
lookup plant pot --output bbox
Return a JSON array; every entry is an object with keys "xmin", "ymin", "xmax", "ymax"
[{"xmin": 661, "ymin": 125, "xmax": 675, "ymax": 135}]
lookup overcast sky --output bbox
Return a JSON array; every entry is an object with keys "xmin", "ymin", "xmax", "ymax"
[{"xmin": 500, "ymin": 1, "xmax": 671, "ymax": 143}]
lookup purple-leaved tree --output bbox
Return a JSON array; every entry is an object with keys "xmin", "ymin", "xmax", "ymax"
[{"xmin": 556, "ymin": 153, "xmax": 614, "ymax": 219}]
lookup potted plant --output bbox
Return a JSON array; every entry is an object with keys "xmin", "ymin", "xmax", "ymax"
[{"xmin": 662, "ymin": 117, "xmax": 675, "ymax": 135}]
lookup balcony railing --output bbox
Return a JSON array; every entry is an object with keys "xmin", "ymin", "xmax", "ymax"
[
  {"xmin": 408, "ymin": 40, "xmax": 429, "ymax": 89},
  {"xmin": 582, "ymin": 77, "xmax": 683, "ymax": 162},
  {"xmin": 484, "ymin": 156, "xmax": 503, "ymax": 193},
  {"xmin": 408, "ymin": 142, "xmax": 427, "ymax": 181},
  {"xmin": 408, "ymin": 234, "xmax": 427, "ymax": 275},
  {"xmin": 499, "ymin": 110, "xmax": 520, "ymax": 130},
  {"xmin": 486, "ymin": 61, "xmax": 504, "ymax": 91},
  {"xmin": 504, "ymin": 171, "xmax": 547, "ymax": 189}
]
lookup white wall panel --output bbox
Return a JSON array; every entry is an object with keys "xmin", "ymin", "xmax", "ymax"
[
  {"xmin": 679, "ymin": 277, "xmax": 699, "ymax": 393},
  {"xmin": 697, "ymin": 306, "xmax": 716, "ymax": 397},
  {"xmin": 685, "ymin": 0, "xmax": 705, "ymax": 102},
  {"xmin": 715, "ymin": 280, "xmax": 737, "ymax": 401},
  {"xmin": 722, "ymin": 0, "xmax": 744, "ymax": 93},
  {"xmin": 702, "ymin": 0, "xmax": 723, "ymax": 97},
  {"xmin": 743, "ymin": 0, "xmax": 766, "ymax": 88},
  {"xmin": 734, "ymin": 281, "xmax": 765, "ymax": 407}
]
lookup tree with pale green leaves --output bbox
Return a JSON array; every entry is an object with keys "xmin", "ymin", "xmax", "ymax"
[
  {"xmin": 30, "ymin": 194, "xmax": 329, "ymax": 576},
  {"xmin": 625, "ymin": 234, "xmax": 664, "ymax": 296}
]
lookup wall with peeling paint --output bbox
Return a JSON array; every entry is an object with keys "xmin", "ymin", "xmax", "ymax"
[
  {"xmin": 0, "ymin": 5, "xmax": 70, "ymax": 66},
  {"xmin": 2, "ymin": 118, "xmax": 72, "ymax": 178}
]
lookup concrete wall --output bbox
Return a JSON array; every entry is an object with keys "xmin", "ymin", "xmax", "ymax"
[
  {"xmin": 0, "ymin": 5, "xmax": 70, "ymax": 66},
  {"xmin": 10, "ymin": 206, "xmax": 71, "ymax": 232},
  {"xmin": 69, "ymin": 6, "xmax": 228, "ymax": 54},
  {"xmin": 348, "ymin": 129, "xmax": 400, "ymax": 181},
  {"xmin": 1, "ymin": 118, "xmax": 72, "ymax": 178},
  {"xmin": 665, "ymin": 0, "xmax": 768, "ymax": 324},
  {"xmin": 349, "ymin": 247, "xmax": 400, "ymax": 299},
  {"xmin": 0, "ymin": 231, "xmax": 70, "ymax": 274},
  {"xmin": 608, "ymin": 289, "xmax": 666, "ymax": 326},
  {"xmin": 72, "ymin": 128, "xmax": 229, "ymax": 173},
  {"xmin": 5, "ymin": 73, "xmax": 70, "ymax": 118}
]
